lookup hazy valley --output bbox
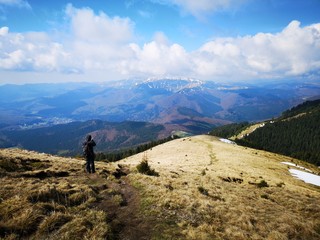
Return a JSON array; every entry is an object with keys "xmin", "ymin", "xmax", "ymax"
[
  {"xmin": 2, "ymin": 78, "xmax": 319, "ymax": 128},
  {"xmin": 1, "ymin": 78, "xmax": 320, "ymax": 156}
]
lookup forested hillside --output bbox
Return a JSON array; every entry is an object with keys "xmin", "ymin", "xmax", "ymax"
[
  {"xmin": 208, "ymin": 122, "xmax": 251, "ymax": 138},
  {"xmin": 0, "ymin": 120, "xmax": 168, "ymax": 156},
  {"xmin": 235, "ymin": 100, "xmax": 320, "ymax": 165}
]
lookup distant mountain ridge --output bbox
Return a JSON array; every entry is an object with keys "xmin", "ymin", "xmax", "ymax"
[
  {"xmin": 139, "ymin": 77, "xmax": 204, "ymax": 92},
  {"xmin": 1, "ymin": 78, "xmax": 319, "ymax": 131},
  {"xmin": 0, "ymin": 120, "xmax": 178, "ymax": 156}
]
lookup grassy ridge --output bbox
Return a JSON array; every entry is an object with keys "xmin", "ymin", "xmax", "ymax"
[
  {"xmin": 1, "ymin": 135, "xmax": 320, "ymax": 239},
  {"xmin": 121, "ymin": 135, "xmax": 320, "ymax": 239},
  {"xmin": 0, "ymin": 148, "xmax": 152, "ymax": 239}
]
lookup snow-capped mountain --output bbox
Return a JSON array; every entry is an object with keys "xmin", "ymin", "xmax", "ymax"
[
  {"xmin": 0, "ymin": 78, "xmax": 319, "ymax": 135},
  {"xmin": 135, "ymin": 77, "xmax": 205, "ymax": 93}
]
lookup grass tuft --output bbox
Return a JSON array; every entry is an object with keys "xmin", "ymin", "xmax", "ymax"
[
  {"xmin": 0, "ymin": 158, "xmax": 17, "ymax": 172},
  {"xmin": 197, "ymin": 186, "xmax": 209, "ymax": 196},
  {"xmin": 37, "ymin": 212, "xmax": 72, "ymax": 235},
  {"xmin": 137, "ymin": 159, "xmax": 159, "ymax": 177},
  {"xmin": 257, "ymin": 180, "xmax": 269, "ymax": 188}
]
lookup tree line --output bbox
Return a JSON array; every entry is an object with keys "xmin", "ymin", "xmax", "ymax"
[
  {"xmin": 236, "ymin": 109, "xmax": 320, "ymax": 166},
  {"xmin": 210, "ymin": 100, "xmax": 320, "ymax": 166},
  {"xmin": 209, "ymin": 122, "xmax": 251, "ymax": 138},
  {"xmin": 95, "ymin": 135, "xmax": 177, "ymax": 162}
]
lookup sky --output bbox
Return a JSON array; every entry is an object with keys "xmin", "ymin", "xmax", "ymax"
[{"xmin": 0, "ymin": 0, "xmax": 320, "ymax": 84}]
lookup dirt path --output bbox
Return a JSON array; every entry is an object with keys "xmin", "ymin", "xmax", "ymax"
[
  {"xmin": 116, "ymin": 179, "xmax": 152, "ymax": 240},
  {"xmin": 92, "ymin": 175, "xmax": 153, "ymax": 240}
]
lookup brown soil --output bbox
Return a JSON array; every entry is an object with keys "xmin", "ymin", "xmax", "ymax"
[{"xmin": 93, "ymin": 177, "xmax": 152, "ymax": 240}]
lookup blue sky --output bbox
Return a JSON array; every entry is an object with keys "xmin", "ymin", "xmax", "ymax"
[{"xmin": 0, "ymin": 0, "xmax": 320, "ymax": 83}]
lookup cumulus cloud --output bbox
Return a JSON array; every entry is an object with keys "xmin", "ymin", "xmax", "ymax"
[
  {"xmin": 0, "ymin": 28, "xmax": 75, "ymax": 72},
  {"xmin": 123, "ymin": 40, "xmax": 191, "ymax": 76},
  {"xmin": 192, "ymin": 20, "xmax": 320, "ymax": 80},
  {"xmin": 65, "ymin": 4, "xmax": 134, "ymax": 44},
  {"xmin": 0, "ymin": 4, "xmax": 135, "ymax": 74},
  {"xmin": 0, "ymin": 3, "xmax": 319, "ymax": 83},
  {"xmin": 123, "ymin": 20, "xmax": 320, "ymax": 81},
  {"xmin": 65, "ymin": 4, "xmax": 135, "ymax": 71}
]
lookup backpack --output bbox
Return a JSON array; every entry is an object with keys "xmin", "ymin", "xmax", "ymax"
[{"xmin": 82, "ymin": 142, "xmax": 90, "ymax": 157}]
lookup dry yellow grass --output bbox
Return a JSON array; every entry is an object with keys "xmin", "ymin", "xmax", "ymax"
[
  {"xmin": 119, "ymin": 135, "xmax": 320, "ymax": 239},
  {"xmin": 0, "ymin": 149, "xmax": 120, "ymax": 239},
  {"xmin": 1, "ymin": 135, "xmax": 320, "ymax": 239}
]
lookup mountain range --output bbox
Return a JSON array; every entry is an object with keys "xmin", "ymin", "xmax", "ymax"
[
  {"xmin": 1, "ymin": 78, "xmax": 319, "ymax": 129},
  {"xmin": 1, "ymin": 78, "xmax": 320, "ymax": 156}
]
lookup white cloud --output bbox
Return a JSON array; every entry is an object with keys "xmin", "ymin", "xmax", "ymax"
[
  {"xmin": 0, "ymin": 5, "xmax": 136, "ymax": 75},
  {"xmin": 0, "ymin": 0, "xmax": 31, "ymax": 8},
  {"xmin": 151, "ymin": 0, "xmax": 246, "ymax": 19},
  {"xmin": 0, "ymin": 26, "xmax": 8, "ymax": 36},
  {"xmin": 123, "ymin": 40, "xmax": 191, "ymax": 77},
  {"xmin": 65, "ymin": 4, "xmax": 134, "ymax": 45},
  {"xmin": 0, "ymin": 2, "xmax": 319, "ymax": 84},
  {"xmin": 192, "ymin": 20, "xmax": 320, "ymax": 80},
  {"xmin": 0, "ymin": 28, "xmax": 76, "ymax": 73},
  {"xmin": 64, "ymin": 4, "xmax": 135, "ymax": 72}
]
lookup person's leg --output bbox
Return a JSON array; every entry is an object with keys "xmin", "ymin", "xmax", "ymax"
[
  {"xmin": 86, "ymin": 159, "xmax": 91, "ymax": 173},
  {"xmin": 92, "ymin": 160, "xmax": 96, "ymax": 173}
]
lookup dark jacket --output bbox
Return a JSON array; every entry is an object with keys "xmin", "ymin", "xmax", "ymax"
[
  {"xmin": 86, "ymin": 140, "xmax": 96, "ymax": 158},
  {"xmin": 83, "ymin": 137, "xmax": 96, "ymax": 159}
]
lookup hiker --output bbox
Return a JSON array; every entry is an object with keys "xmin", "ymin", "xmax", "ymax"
[{"xmin": 83, "ymin": 134, "xmax": 96, "ymax": 173}]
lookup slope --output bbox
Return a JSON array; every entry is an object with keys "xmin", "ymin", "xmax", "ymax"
[
  {"xmin": 0, "ymin": 148, "xmax": 153, "ymax": 240},
  {"xmin": 119, "ymin": 135, "xmax": 320, "ymax": 239},
  {"xmin": 0, "ymin": 120, "xmax": 172, "ymax": 156},
  {"xmin": 1, "ymin": 135, "xmax": 320, "ymax": 239},
  {"xmin": 234, "ymin": 99, "xmax": 320, "ymax": 165}
]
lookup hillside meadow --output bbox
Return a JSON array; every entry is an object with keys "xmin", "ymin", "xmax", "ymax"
[{"xmin": 0, "ymin": 135, "xmax": 320, "ymax": 239}]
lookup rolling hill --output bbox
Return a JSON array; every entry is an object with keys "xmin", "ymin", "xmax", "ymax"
[{"xmin": 0, "ymin": 135, "xmax": 319, "ymax": 239}]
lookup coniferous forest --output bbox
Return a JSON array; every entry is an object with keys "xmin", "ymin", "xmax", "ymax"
[
  {"xmin": 236, "ymin": 100, "xmax": 320, "ymax": 166},
  {"xmin": 209, "ymin": 122, "xmax": 251, "ymax": 139},
  {"xmin": 210, "ymin": 99, "xmax": 320, "ymax": 166},
  {"xmin": 95, "ymin": 135, "xmax": 177, "ymax": 162}
]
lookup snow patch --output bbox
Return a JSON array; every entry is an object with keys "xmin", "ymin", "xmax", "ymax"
[
  {"xmin": 289, "ymin": 169, "xmax": 320, "ymax": 187},
  {"xmin": 281, "ymin": 162, "xmax": 312, "ymax": 172},
  {"xmin": 219, "ymin": 138, "xmax": 236, "ymax": 145}
]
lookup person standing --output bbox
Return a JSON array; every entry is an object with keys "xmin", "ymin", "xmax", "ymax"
[{"xmin": 83, "ymin": 134, "xmax": 96, "ymax": 173}]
